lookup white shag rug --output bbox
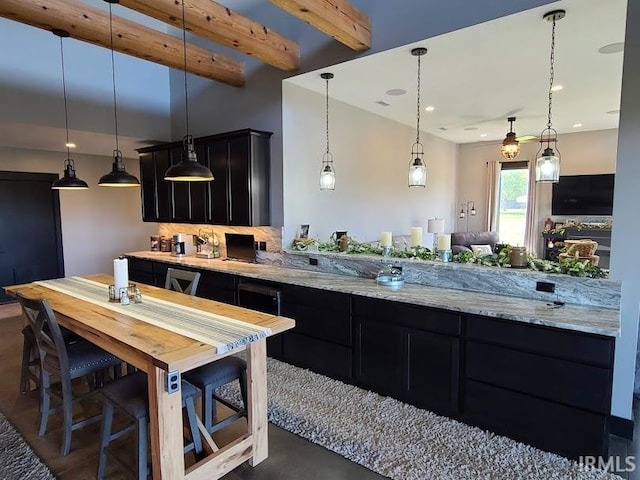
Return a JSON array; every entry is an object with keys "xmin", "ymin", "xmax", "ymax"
[
  {"xmin": 217, "ymin": 358, "xmax": 621, "ymax": 480},
  {"xmin": 0, "ymin": 412, "xmax": 55, "ymax": 479}
]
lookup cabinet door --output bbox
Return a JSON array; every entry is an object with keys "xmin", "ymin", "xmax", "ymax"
[
  {"xmin": 355, "ymin": 319, "xmax": 403, "ymax": 398},
  {"xmin": 228, "ymin": 136, "xmax": 251, "ymax": 226},
  {"xmin": 154, "ymin": 150, "xmax": 171, "ymax": 222},
  {"xmin": 405, "ymin": 328, "xmax": 460, "ymax": 416},
  {"xmin": 207, "ymin": 140, "xmax": 230, "ymax": 225},
  {"xmin": 189, "ymin": 142, "xmax": 212, "ymax": 223},
  {"xmin": 140, "ymin": 153, "xmax": 158, "ymax": 221},
  {"xmin": 169, "ymin": 147, "xmax": 191, "ymax": 223}
]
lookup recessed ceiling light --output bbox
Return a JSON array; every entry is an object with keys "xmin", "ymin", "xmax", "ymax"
[
  {"xmin": 425, "ymin": 105, "xmax": 435, "ymax": 112},
  {"xmin": 573, "ymin": 123, "xmax": 583, "ymax": 128},
  {"xmin": 607, "ymin": 109, "xmax": 620, "ymax": 115},
  {"xmin": 516, "ymin": 135, "xmax": 537, "ymax": 142},
  {"xmin": 375, "ymin": 100, "xmax": 390, "ymax": 107},
  {"xmin": 438, "ymin": 127, "xmax": 448, "ymax": 131},
  {"xmin": 598, "ymin": 42, "xmax": 624, "ymax": 54},
  {"xmin": 65, "ymin": 142, "xmax": 76, "ymax": 148},
  {"xmin": 480, "ymin": 133, "xmax": 487, "ymax": 138},
  {"xmin": 386, "ymin": 89, "xmax": 406, "ymax": 96},
  {"xmin": 464, "ymin": 127, "xmax": 478, "ymax": 131},
  {"xmin": 550, "ymin": 85, "xmax": 563, "ymax": 92}
]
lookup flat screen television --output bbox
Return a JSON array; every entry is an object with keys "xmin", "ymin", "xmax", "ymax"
[{"xmin": 551, "ymin": 174, "xmax": 615, "ymax": 215}]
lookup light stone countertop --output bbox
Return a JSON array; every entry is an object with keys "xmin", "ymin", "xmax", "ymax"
[{"xmin": 126, "ymin": 251, "xmax": 620, "ymax": 337}]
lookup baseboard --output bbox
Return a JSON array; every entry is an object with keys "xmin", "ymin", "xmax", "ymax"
[{"xmin": 610, "ymin": 415, "xmax": 634, "ymax": 440}]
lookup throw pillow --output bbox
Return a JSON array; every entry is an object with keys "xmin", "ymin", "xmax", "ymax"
[{"xmin": 470, "ymin": 244, "xmax": 493, "ymax": 256}]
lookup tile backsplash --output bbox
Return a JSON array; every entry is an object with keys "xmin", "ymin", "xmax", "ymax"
[{"xmin": 157, "ymin": 224, "xmax": 282, "ymax": 256}]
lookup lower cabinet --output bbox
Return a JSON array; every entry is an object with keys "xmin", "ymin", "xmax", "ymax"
[
  {"xmin": 353, "ymin": 296, "xmax": 462, "ymax": 417},
  {"xmin": 128, "ymin": 257, "xmax": 167, "ymax": 287}
]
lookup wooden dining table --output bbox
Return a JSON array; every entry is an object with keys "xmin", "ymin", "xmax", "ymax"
[{"xmin": 5, "ymin": 273, "xmax": 295, "ymax": 480}]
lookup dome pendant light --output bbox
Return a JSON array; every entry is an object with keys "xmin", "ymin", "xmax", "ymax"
[
  {"xmin": 51, "ymin": 29, "xmax": 88, "ymax": 191},
  {"xmin": 408, "ymin": 47, "xmax": 428, "ymax": 188},
  {"xmin": 319, "ymin": 72, "xmax": 336, "ymax": 191},
  {"xmin": 535, "ymin": 10, "xmax": 565, "ymax": 183},
  {"xmin": 99, "ymin": 0, "xmax": 139, "ymax": 188},
  {"xmin": 500, "ymin": 116, "xmax": 520, "ymax": 160},
  {"xmin": 164, "ymin": 0, "xmax": 214, "ymax": 182}
]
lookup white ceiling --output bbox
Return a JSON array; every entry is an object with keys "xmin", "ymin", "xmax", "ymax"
[{"xmin": 285, "ymin": 0, "xmax": 626, "ymax": 145}]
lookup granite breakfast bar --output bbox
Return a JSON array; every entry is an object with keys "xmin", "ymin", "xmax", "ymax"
[{"xmin": 126, "ymin": 251, "xmax": 620, "ymax": 461}]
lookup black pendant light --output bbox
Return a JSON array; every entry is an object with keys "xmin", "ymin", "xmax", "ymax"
[
  {"xmin": 51, "ymin": 29, "xmax": 89, "ymax": 191},
  {"xmin": 535, "ymin": 10, "xmax": 565, "ymax": 183},
  {"xmin": 408, "ymin": 47, "xmax": 427, "ymax": 187},
  {"xmin": 99, "ymin": 0, "xmax": 140, "ymax": 188},
  {"xmin": 164, "ymin": 0, "xmax": 214, "ymax": 182},
  {"xmin": 319, "ymin": 72, "xmax": 335, "ymax": 191},
  {"xmin": 500, "ymin": 117, "xmax": 520, "ymax": 160}
]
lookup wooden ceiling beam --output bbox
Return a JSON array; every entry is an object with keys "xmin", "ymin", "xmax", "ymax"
[
  {"xmin": 0, "ymin": 0, "xmax": 244, "ymax": 86},
  {"xmin": 118, "ymin": 0, "xmax": 300, "ymax": 72},
  {"xmin": 270, "ymin": 0, "xmax": 370, "ymax": 51}
]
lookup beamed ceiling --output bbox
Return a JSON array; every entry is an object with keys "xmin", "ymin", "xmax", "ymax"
[{"xmin": 0, "ymin": 0, "xmax": 372, "ymax": 86}]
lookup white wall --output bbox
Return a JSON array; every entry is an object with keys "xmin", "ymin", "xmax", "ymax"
[
  {"xmin": 0, "ymin": 147, "xmax": 156, "ymax": 276},
  {"xmin": 457, "ymin": 129, "xmax": 618, "ymax": 253},
  {"xmin": 282, "ymin": 83, "xmax": 457, "ymax": 245}
]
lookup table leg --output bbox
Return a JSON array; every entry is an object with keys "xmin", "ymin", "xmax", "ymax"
[
  {"xmin": 148, "ymin": 366, "xmax": 185, "ymax": 480},
  {"xmin": 247, "ymin": 338, "xmax": 268, "ymax": 466}
]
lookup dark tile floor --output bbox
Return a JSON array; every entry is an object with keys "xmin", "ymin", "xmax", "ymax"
[
  {"xmin": 1, "ymin": 302, "xmax": 638, "ymax": 479},
  {"xmin": 0, "ymin": 304, "xmax": 383, "ymax": 479}
]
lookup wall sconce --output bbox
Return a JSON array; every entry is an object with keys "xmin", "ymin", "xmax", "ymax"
[{"xmin": 459, "ymin": 201, "xmax": 476, "ymax": 232}]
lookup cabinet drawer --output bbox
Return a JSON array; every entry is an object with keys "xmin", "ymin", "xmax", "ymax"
[
  {"xmin": 466, "ymin": 316, "xmax": 613, "ymax": 367},
  {"xmin": 354, "ymin": 296, "xmax": 461, "ymax": 335},
  {"xmin": 282, "ymin": 284, "xmax": 350, "ymax": 313},
  {"xmin": 282, "ymin": 302, "xmax": 351, "ymax": 346},
  {"xmin": 283, "ymin": 332, "xmax": 352, "ymax": 381},
  {"xmin": 463, "ymin": 380, "xmax": 608, "ymax": 460},
  {"xmin": 466, "ymin": 341, "xmax": 611, "ymax": 413}
]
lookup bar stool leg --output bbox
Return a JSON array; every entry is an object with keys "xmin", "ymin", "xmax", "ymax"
[
  {"xmin": 97, "ymin": 401, "xmax": 114, "ymax": 480},
  {"xmin": 137, "ymin": 416, "xmax": 148, "ymax": 480}
]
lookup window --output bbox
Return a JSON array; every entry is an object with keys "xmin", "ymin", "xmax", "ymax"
[{"xmin": 497, "ymin": 161, "xmax": 529, "ymax": 246}]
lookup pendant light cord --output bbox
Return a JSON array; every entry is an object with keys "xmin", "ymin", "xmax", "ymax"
[
  {"xmin": 325, "ymin": 75, "xmax": 330, "ymax": 154},
  {"xmin": 182, "ymin": 0, "xmax": 190, "ymax": 136},
  {"xmin": 547, "ymin": 16, "xmax": 556, "ymax": 132},
  {"xmin": 416, "ymin": 51, "xmax": 422, "ymax": 145},
  {"xmin": 59, "ymin": 36, "xmax": 70, "ymax": 158},
  {"xmin": 108, "ymin": 3, "xmax": 120, "ymax": 153}
]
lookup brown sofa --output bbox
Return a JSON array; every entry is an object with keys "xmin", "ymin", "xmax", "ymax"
[{"xmin": 451, "ymin": 231, "xmax": 499, "ymax": 254}]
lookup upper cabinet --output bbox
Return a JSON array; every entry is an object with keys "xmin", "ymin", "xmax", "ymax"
[{"xmin": 138, "ymin": 129, "xmax": 272, "ymax": 226}]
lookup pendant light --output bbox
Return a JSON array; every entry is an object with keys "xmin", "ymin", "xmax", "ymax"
[
  {"xmin": 408, "ymin": 47, "xmax": 427, "ymax": 187},
  {"xmin": 164, "ymin": 0, "xmax": 214, "ymax": 182},
  {"xmin": 500, "ymin": 117, "xmax": 520, "ymax": 160},
  {"xmin": 319, "ymin": 72, "xmax": 335, "ymax": 190},
  {"xmin": 99, "ymin": 0, "xmax": 140, "ymax": 187},
  {"xmin": 535, "ymin": 10, "xmax": 565, "ymax": 183},
  {"xmin": 51, "ymin": 29, "xmax": 88, "ymax": 191}
]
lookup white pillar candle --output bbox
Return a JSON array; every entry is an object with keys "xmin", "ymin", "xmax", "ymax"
[
  {"xmin": 410, "ymin": 227, "xmax": 423, "ymax": 247},
  {"xmin": 437, "ymin": 233, "xmax": 451, "ymax": 251},
  {"xmin": 380, "ymin": 231, "xmax": 392, "ymax": 247}
]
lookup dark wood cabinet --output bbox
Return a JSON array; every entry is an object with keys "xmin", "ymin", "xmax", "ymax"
[
  {"xmin": 137, "ymin": 129, "xmax": 271, "ymax": 226},
  {"xmin": 353, "ymin": 297, "xmax": 461, "ymax": 416}
]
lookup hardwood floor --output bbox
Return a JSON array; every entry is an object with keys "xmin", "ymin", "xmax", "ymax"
[{"xmin": 0, "ymin": 302, "xmax": 382, "ymax": 480}]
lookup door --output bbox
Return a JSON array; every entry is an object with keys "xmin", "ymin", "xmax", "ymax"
[{"xmin": 0, "ymin": 172, "xmax": 64, "ymax": 303}]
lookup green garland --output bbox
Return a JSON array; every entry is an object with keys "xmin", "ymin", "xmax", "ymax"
[{"xmin": 290, "ymin": 239, "xmax": 608, "ymax": 278}]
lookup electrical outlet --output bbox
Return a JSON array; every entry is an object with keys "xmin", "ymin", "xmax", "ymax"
[
  {"xmin": 258, "ymin": 241, "xmax": 267, "ymax": 251},
  {"xmin": 536, "ymin": 281, "xmax": 555, "ymax": 293},
  {"xmin": 309, "ymin": 257, "xmax": 318, "ymax": 266}
]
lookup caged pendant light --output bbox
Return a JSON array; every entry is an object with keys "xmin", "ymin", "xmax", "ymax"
[
  {"xmin": 319, "ymin": 72, "xmax": 336, "ymax": 190},
  {"xmin": 501, "ymin": 117, "xmax": 520, "ymax": 160},
  {"xmin": 51, "ymin": 29, "xmax": 89, "ymax": 190},
  {"xmin": 99, "ymin": 0, "xmax": 140, "ymax": 187},
  {"xmin": 408, "ymin": 47, "xmax": 428, "ymax": 187},
  {"xmin": 164, "ymin": 0, "xmax": 214, "ymax": 182},
  {"xmin": 535, "ymin": 10, "xmax": 565, "ymax": 183}
]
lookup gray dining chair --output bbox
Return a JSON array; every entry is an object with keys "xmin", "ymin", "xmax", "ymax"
[
  {"xmin": 97, "ymin": 371, "xmax": 203, "ymax": 480},
  {"xmin": 17, "ymin": 292, "xmax": 122, "ymax": 455},
  {"xmin": 165, "ymin": 268, "xmax": 201, "ymax": 296}
]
